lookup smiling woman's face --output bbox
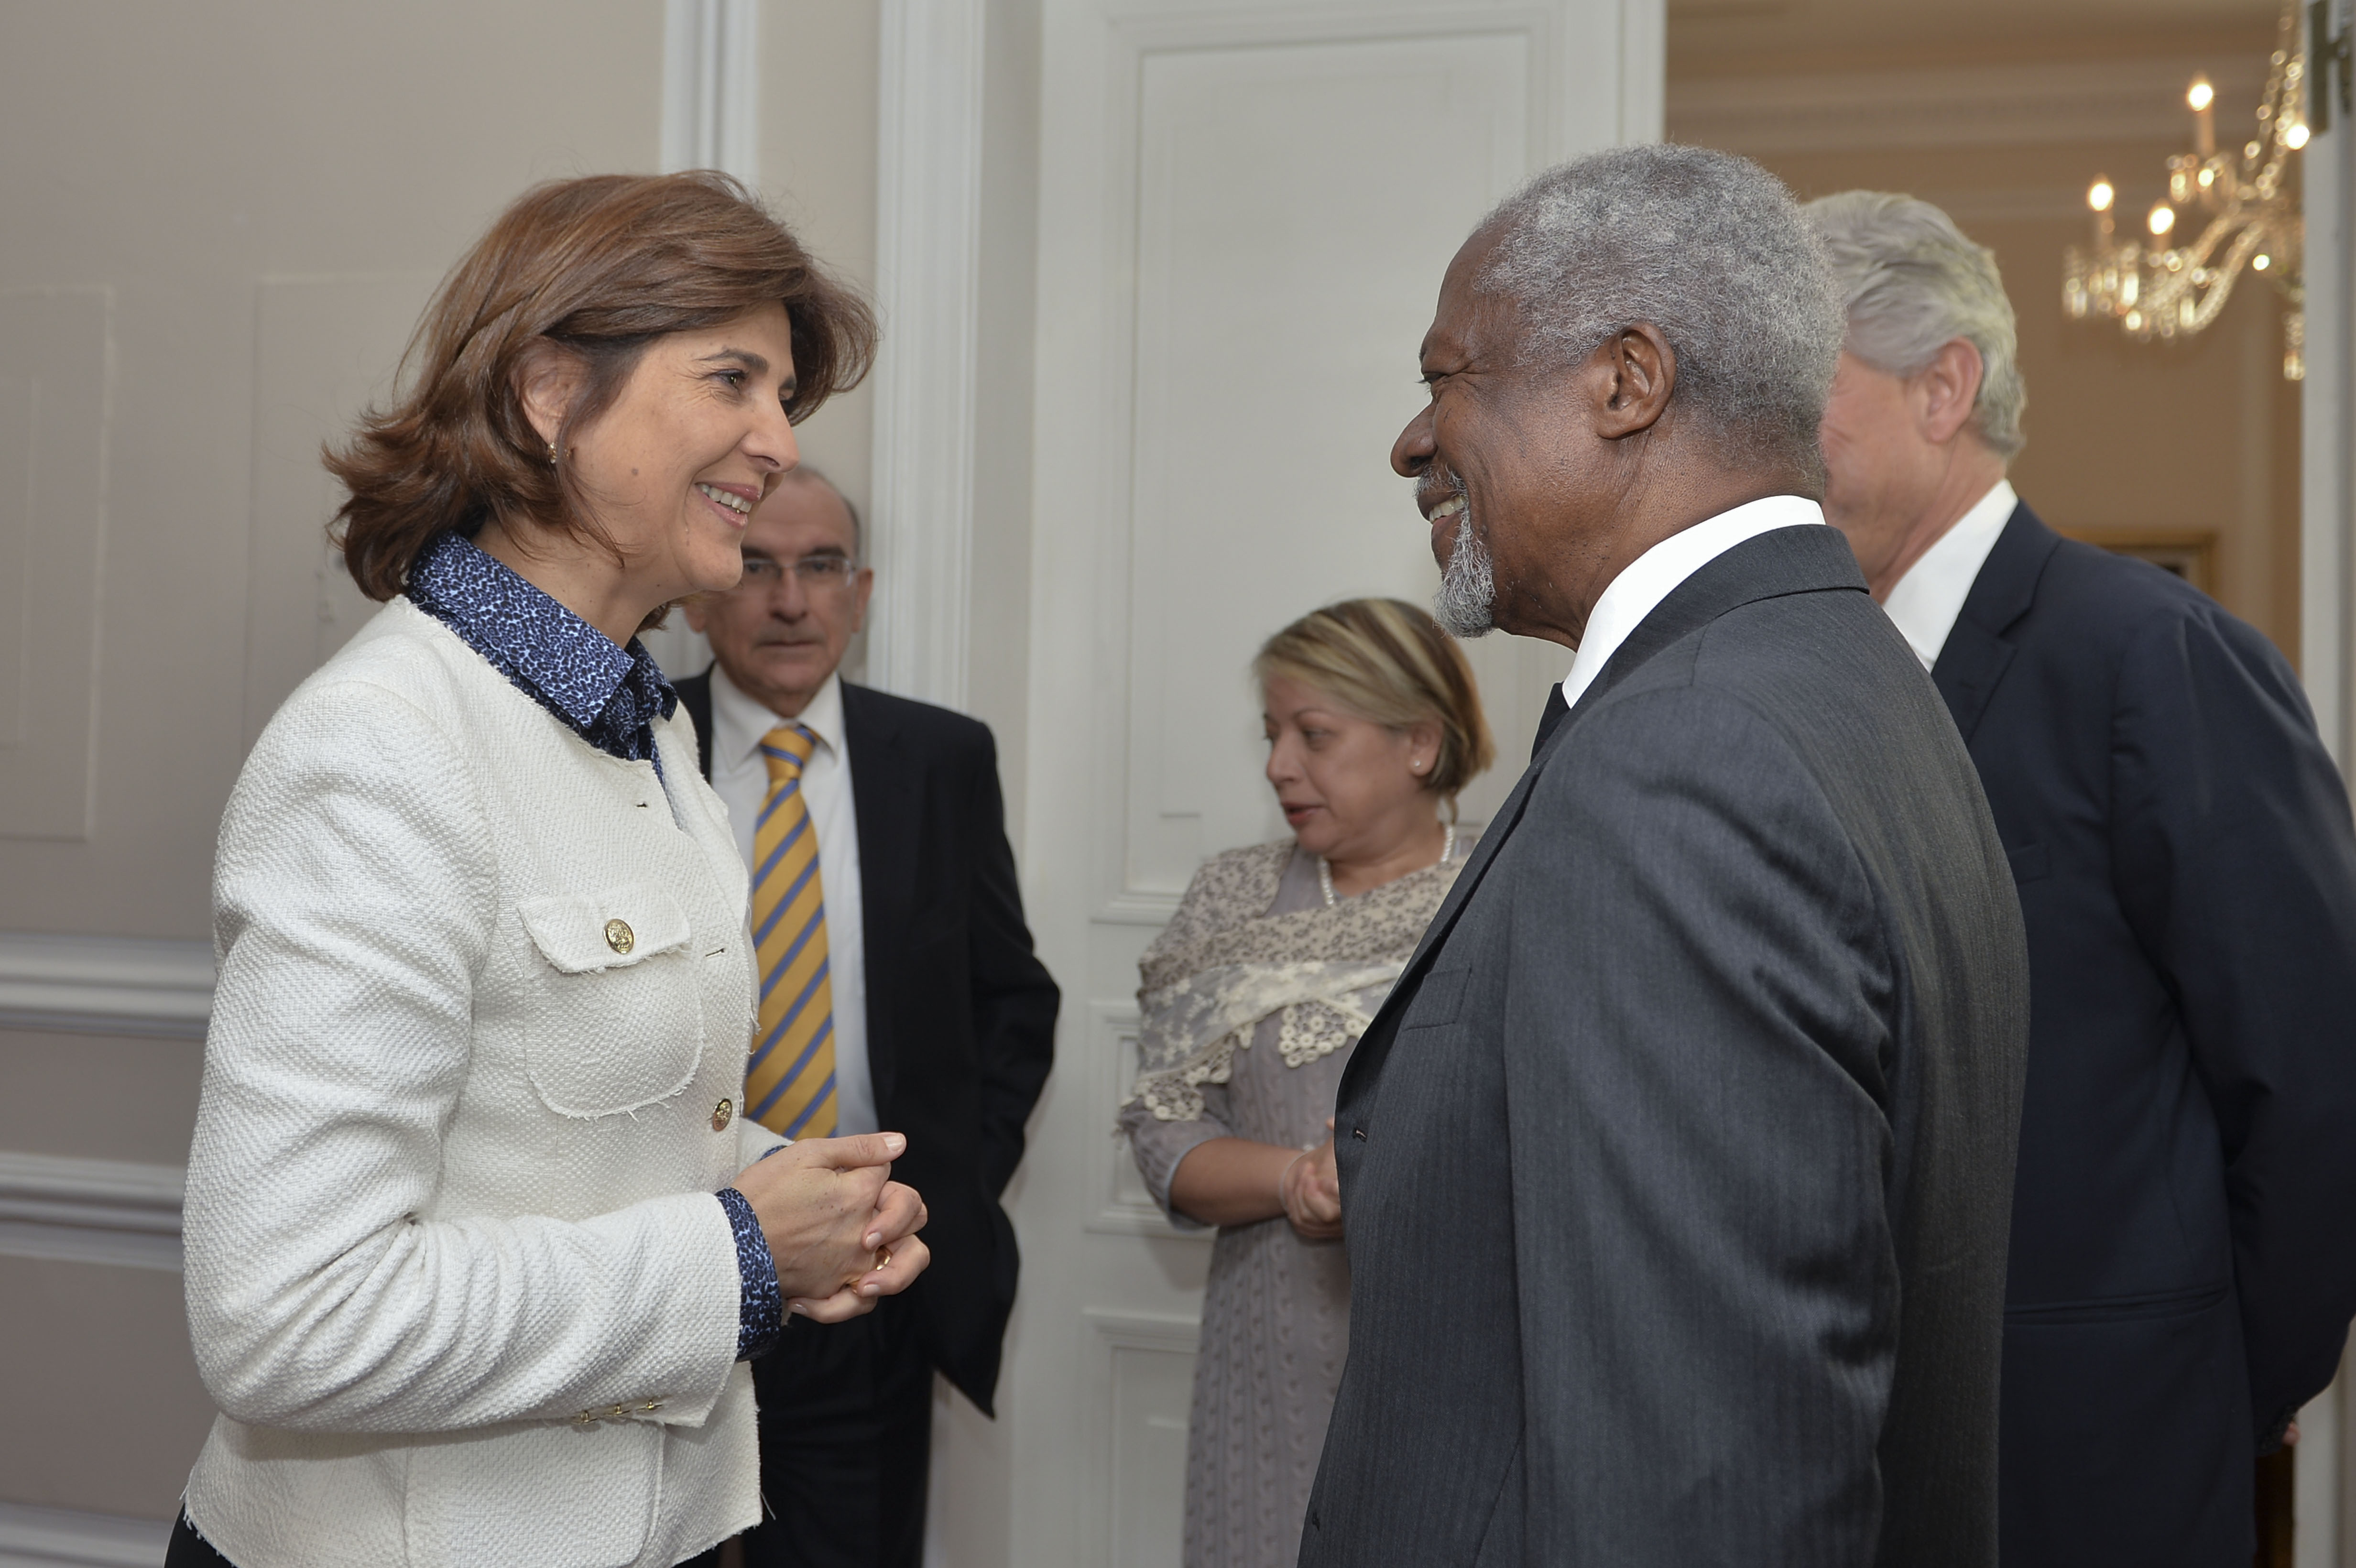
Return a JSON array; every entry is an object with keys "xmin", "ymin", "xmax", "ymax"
[{"xmin": 555, "ymin": 301, "xmax": 802, "ymax": 610}]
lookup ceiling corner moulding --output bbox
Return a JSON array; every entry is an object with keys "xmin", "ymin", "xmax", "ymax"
[
  {"xmin": 662, "ymin": 0, "xmax": 761, "ymax": 185},
  {"xmin": 1667, "ymin": 56, "xmax": 2274, "ymax": 159},
  {"xmin": 865, "ymin": 0, "xmax": 986, "ymax": 712},
  {"xmin": 0, "ymin": 931, "xmax": 214, "ymax": 1039},
  {"xmin": 0, "ymin": 1149, "xmax": 185, "ymax": 1272}
]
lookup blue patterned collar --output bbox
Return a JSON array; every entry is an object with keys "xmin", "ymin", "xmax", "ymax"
[{"xmin": 406, "ymin": 532, "xmax": 677, "ymax": 765}]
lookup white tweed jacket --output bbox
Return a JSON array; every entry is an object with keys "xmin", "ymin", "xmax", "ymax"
[{"xmin": 182, "ymin": 597, "xmax": 785, "ymax": 1568}]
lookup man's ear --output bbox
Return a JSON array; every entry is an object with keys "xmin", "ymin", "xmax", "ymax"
[
  {"xmin": 515, "ymin": 343, "xmax": 587, "ymax": 450},
  {"xmin": 849, "ymin": 566, "xmax": 875, "ymax": 636},
  {"xmin": 682, "ymin": 596, "xmax": 711, "ymax": 634},
  {"xmin": 1914, "ymin": 338, "xmax": 1986, "ymax": 446},
  {"xmin": 1593, "ymin": 323, "xmax": 1675, "ymax": 441}
]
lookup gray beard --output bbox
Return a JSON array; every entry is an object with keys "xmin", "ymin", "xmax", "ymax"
[{"xmin": 1432, "ymin": 512, "xmax": 1496, "ymax": 639}]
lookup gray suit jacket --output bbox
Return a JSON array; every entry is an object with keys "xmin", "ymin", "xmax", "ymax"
[{"xmin": 1299, "ymin": 524, "xmax": 2029, "ymax": 1567}]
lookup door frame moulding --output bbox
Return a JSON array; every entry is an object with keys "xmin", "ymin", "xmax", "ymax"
[
  {"xmin": 2296, "ymin": 8, "xmax": 2351, "ymax": 1559},
  {"xmin": 661, "ymin": 0, "xmax": 761, "ymax": 183},
  {"xmin": 644, "ymin": 0, "xmax": 763, "ymax": 685},
  {"xmin": 2305, "ymin": 43, "xmax": 2354, "ymax": 769},
  {"xmin": 865, "ymin": 0, "xmax": 986, "ymax": 711}
]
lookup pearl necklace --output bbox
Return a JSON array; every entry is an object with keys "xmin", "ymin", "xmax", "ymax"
[{"xmin": 1320, "ymin": 824, "xmax": 1456, "ymax": 908}]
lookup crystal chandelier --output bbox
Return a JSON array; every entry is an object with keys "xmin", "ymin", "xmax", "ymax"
[{"xmin": 2061, "ymin": 1, "xmax": 2314, "ymax": 380}]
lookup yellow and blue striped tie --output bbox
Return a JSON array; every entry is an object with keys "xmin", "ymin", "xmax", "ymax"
[{"xmin": 745, "ymin": 724, "xmax": 837, "ymax": 1137}]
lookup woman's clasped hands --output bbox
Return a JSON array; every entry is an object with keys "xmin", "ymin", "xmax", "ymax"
[
  {"xmin": 733, "ymin": 1132, "xmax": 931, "ymax": 1323},
  {"xmin": 1280, "ymin": 1120, "xmax": 1344, "ymax": 1241}
]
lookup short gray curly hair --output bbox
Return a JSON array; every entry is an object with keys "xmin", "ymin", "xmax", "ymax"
[
  {"xmin": 1474, "ymin": 144, "xmax": 1844, "ymax": 487},
  {"xmin": 1803, "ymin": 190, "xmax": 2026, "ymax": 458}
]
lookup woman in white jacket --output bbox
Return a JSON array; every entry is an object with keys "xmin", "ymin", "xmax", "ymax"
[{"xmin": 171, "ymin": 172, "xmax": 930, "ymax": 1568}]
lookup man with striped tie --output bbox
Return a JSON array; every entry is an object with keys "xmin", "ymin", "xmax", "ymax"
[{"xmin": 680, "ymin": 466, "xmax": 1059, "ymax": 1568}]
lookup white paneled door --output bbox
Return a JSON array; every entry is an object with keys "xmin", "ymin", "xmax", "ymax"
[{"xmin": 977, "ymin": 3, "xmax": 1663, "ymax": 1563}]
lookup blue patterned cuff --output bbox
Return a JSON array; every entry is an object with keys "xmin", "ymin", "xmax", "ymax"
[{"xmin": 716, "ymin": 1187, "xmax": 784, "ymax": 1361}]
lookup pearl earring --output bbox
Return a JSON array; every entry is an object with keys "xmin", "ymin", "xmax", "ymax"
[{"xmin": 546, "ymin": 441, "xmax": 561, "ymax": 467}]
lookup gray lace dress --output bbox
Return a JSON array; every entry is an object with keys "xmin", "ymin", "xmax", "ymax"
[{"xmin": 1118, "ymin": 837, "xmax": 1471, "ymax": 1568}]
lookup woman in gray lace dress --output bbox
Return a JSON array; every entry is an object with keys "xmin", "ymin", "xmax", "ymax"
[{"xmin": 1118, "ymin": 598, "xmax": 1493, "ymax": 1568}]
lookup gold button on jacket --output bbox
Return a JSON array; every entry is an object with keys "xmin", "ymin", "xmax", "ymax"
[
  {"xmin": 602, "ymin": 917, "xmax": 634, "ymax": 955},
  {"xmin": 710, "ymin": 1098, "xmax": 733, "ymax": 1132}
]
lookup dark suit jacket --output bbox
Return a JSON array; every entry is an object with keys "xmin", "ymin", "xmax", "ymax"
[
  {"xmin": 1933, "ymin": 504, "xmax": 2356, "ymax": 1567},
  {"xmin": 1300, "ymin": 525, "xmax": 2029, "ymax": 1568},
  {"xmin": 675, "ymin": 672, "xmax": 1059, "ymax": 1413}
]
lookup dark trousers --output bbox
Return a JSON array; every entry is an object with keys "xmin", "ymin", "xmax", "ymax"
[{"xmin": 742, "ymin": 1292, "xmax": 934, "ymax": 1568}]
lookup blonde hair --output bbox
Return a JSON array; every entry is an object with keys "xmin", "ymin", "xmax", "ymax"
[{"xmin": 1254, "ymin": 598, "xmax": 1495, "ymax": 810}]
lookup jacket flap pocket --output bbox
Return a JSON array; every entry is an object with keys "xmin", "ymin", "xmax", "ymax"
[
  {"xmin": 518, "ymin": 884, "xmax": 692, "ymax": 974},
  {"xmin": 1401, "ymin": 966, "xmax": 1472, "ymax": 1031}
]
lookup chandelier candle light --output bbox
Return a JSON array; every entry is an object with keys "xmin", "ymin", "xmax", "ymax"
[{"xmin": 2062, "ymin": 1, "xmax": 2309, "ymax": 379}]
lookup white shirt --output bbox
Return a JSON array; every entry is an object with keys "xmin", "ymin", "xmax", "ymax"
[
  {"xmin": 1558, "ymin": 494, "xmax": 1830, "ymax": 712},
  {"xmin": 1877, "ymin": 479, "xmax": 2018, "ymax": 671},
  {"xmin": 706, "ymin": 666, "xmax": 877, "ymax": 1136}
]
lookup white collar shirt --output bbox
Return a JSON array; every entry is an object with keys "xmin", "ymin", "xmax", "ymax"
[
  {"xmin": 707, "ymin": 665, "xmax": 875, "ymax": 1137},
  {"xmin": 1877, "ymin": 479, "xmax": 2018, "ymax": 672},
  {"xmin": 1558, "ymin": 494, "xmax": 1831, "ymax": 713}
]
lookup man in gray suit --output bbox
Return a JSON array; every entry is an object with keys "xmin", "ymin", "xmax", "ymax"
[{"xmin": 1299, "ymin": 145, "xmax": 2030, "ymax": 1567}]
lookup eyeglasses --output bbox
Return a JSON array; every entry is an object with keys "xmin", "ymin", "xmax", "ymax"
[{"xmin": 738, "ymin": 554, "xmax": 861, "ymax": 590}]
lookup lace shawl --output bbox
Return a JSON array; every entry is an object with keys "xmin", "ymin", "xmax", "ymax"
[{"xmin": 1123, "ymin": 839, "xmax": 1467, "ymax": 1122}]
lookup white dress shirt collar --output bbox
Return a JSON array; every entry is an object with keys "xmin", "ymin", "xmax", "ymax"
[
  {"xmin": 1559, "ymin": 494, "xmax": 1828, "ymax": 712},
  {"xmin": 1877, "ymin": 479, "xmax": 2018, "ymax": 672},
  {"xmin": 709, "ymin": 664, "xmax": 848, "ymax": 769}
]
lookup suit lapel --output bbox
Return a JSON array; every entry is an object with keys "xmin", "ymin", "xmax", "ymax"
[
  {"xmin": 1931, "ymin": 504, "xmax": 2059, "ymax": 742},
  {"xmin": 1342, "ymin": 524, "xmax": 1868, "ymax": 1100},
  {"xmin": 842, "ymin": 684, "xmax": 919, "ymax": 1117}
]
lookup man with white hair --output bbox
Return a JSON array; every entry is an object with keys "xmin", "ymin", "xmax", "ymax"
[
  {"xmin": 1806, "ymin": 189, "xmax": 2356, "ymax": 1568},
  {"xmin": 1300, "ymin": 146, "xmax": 2029, "ymax": 1567}
]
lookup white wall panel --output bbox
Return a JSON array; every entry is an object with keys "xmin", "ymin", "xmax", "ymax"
[
  {"xmin": 1086, "ymin": 1311, "xmax": 1200, "ymax": 1568},
  {"xmin": 1121, "ymin": 28, "xmax": 1531, "ymax": 903},
  {"xmin": 1082, "ymin": 1001, "xmax": 1198, "ymax": 1240}
]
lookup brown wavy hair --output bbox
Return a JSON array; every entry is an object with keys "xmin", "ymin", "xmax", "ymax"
[
  {"xmin": 1254, "ymin": 598, "xmax": 1495, "ymax": 814},
  {"xmin": 328, "ymin": 171, "xmax": 878, "ymax": 601}
]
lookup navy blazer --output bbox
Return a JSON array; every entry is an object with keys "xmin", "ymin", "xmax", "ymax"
[
  {"xmin": 1935, "ymin": 504, "xmax": 2356, "ymax": 1567},
  {"xmin": 674, "ymin": 672, "xmax": 1058, "ymax": 1414}
]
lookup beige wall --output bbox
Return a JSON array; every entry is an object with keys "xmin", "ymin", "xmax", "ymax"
[{"xmin": 0, "ymin": 2, "xmax": 663, "ymax": 942}]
